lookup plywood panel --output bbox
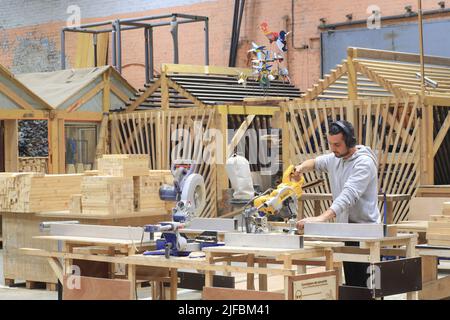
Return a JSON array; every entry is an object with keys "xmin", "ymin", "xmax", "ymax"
[{"xmin": 63, "ymin": 276, "xmax": 131, "ymax": 300}]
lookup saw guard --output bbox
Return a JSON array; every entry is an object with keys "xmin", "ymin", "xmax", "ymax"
[{"xmin": 180, "ymin": 173, "xmax": 206, "ymax": 217}]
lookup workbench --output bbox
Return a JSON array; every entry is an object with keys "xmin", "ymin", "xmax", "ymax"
[
  {"xmin": 19, "ymin": 236, "xmax": 341, "ymax": 300},
  {"xmin": 299, "ymin": 193, "xmax": 411, "ymax": 224},
  {"xmin": 302, "ymin": 233, "xmax": 420, "ymax": 300},
  {"xmin": 394, "ymin": 220, "xmax": 428, "ymax": 244},
  {"xmin": 416, "ymin": 244, "xmax": 450, "ymax": 300},
  {"xmin": 201, "ymin": 244, "xmax": 338, "ymax": 299},
  {"xmin": 1, "ymin": 211, "xmax": 167, "ymax": 289}
]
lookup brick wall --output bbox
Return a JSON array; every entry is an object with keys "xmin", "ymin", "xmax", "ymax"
[{"xmin": 0, "ymin": 0, "xmax": 448, "ymax": 90}]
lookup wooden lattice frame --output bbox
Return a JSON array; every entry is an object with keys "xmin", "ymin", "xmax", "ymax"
[
  {"xmin": 286, "ymin": 97, "xmax": 420, "ymax": 223},
  {"xmin": 109, "ymin": 108, "xmax": 217, "ymax": 218}
]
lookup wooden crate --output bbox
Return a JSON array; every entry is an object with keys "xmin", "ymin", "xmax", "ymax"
[
  {"xmin": 97, "ymin": 154, "xmax": 149, "ymax": 177},
  {"xmin": 2, "ymin": 212, "xmax": 169, "ymax": 286},
  {"xmin": 81, "ymin": 176, "xmax": 134, "ymax": 217},
  {"xmin": 0, "ymin": 173, "xmax": 84, "ymax": 213}
]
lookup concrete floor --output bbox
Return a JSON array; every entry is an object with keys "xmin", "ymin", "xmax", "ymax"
[{"xmin": 0, "ymin": 248, "xmax": 449, "ymax": 300}]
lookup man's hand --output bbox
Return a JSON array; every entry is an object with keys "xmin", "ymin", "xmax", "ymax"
[
  {"xmin": 296, "ymin": 216, "xmax": 322, "ymax": 230},
  {"xmin": 296, "ymin": 209, "xmax": 336, "ymax": 230},
  {"xmin": 293, "ymin": 164, "xmax": 304, "ymax": 181}
]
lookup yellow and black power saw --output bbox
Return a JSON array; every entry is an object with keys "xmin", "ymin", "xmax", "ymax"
[{"xmin": 242, "ymin": 165, "xmax": 322, "ymax": 234}]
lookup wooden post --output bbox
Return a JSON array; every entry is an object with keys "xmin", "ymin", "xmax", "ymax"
[
  {"xmin": 161, "ymin": 68, "xmax": 169, "ymax": 110},
  {"xmin": 102, "ymin": 69, "xmax": 111, "ymax": 113},
  {"xmin": 346, "ymin": 49, "xmax": 357, "ymax": 127},
  {"xmin": 247, "ymin": 254, "xmax": 255, "ymax": 290},
  {"xmin": 3, "ymin": 120, "xmax": 18, "ymax": 172},
  {"xmin": 273, "ymin": 105, "xmax": 290, "ymax": 171},
  {"xmin": 48, "ymin": 114, "xmax": 65, "ymax": 174},
  {"xmin": 215, "ymin": 108, "xmax": 228, "ymax": 204},
  {"xmin": 419, "ymin": 103, "xmax": 434, "ymax": 185}
]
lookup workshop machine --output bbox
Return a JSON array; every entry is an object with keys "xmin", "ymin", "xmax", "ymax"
[
  {"xmin": 143, "ymin": 160, "xmax": 227, "ymax": 258},
  {"xmin": 242, "ymin": 165, "xmax": 306, "ymax": 234}
]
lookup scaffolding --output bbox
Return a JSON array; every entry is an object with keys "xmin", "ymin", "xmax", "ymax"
[{"xmin": 61, "ymin": 13, "xmax": 209, "ymax": 83}]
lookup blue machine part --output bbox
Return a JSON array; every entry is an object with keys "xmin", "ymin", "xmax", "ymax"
[{"xmin": 159, "ymin": 185, "xmax": 178, "ymax": 201}]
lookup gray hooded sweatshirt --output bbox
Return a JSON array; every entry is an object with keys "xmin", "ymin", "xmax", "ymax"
[{"xmin": 314, "ymin": 145, "xmax": 380, "ymax": 223}]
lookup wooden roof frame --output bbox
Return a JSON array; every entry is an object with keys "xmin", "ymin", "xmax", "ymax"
[
  {"xmin": 300, "ymin": 47, "xmax": 450, "ymax": 106},
  {"xmin": 125, "ymin": 64, "xmax": 254, "ymax": 112}
]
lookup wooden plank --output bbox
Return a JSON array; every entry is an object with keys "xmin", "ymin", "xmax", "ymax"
[
  {"xmin": 63, "ymin": 275, "xmax": 132, "ymax": 300},
  {"xmin": 3, "ymin": 120, "xmax": 18, "ymax": 172},
  {"xmin": 420, "ymin": 275, "xmax": 450, "ymax": 300},
  {"xmin": 433, "ymin": 113, "xmax": 450, "ymax": 157},
  {"xmin": 126, "ymin": 78, "xmax": 161, "ymax": 112},
  {"xmin": 66, "ymin": 82, "xmax": 105, "ymax": 112},
  {"xmin": 0, "ymin": 82, "xmax": 34, "ymax": 110},
  {"xmin": 227, "ymin": 115, "xmax": 255, "ymax": 157},
  {"xmin": 305, "ymin": 223, "xmax": 384, "ymax": 238},
  {"xmin": 224, "ymin": 233, "xmax": 304, "ymax": 249},
  {"xmin": 409, "ymin": 197, "xmax": 450, "ymax": 220},
  {"xmin": 202, "ymin": 287, "xmax": 284, "ymax": 300},
  {"xmin": 164, "ymin": 63, "xmax": 253, "ymax": 77},
  {"xmin": 351, "ymin": 47, "xmax": 450, "ymax": 67},
  {"xmin": 167, "ymin": 78, "xmax": 206, "ymax": 109}
]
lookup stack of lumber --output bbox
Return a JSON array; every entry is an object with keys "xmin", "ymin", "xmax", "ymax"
[
  {"xmin": 18, "ymin": 157, "xmax": 48, "ymax": 173},
  {"xmin": 134, "ymin": 171, "xmax": 174, "ymax": 211},
  {"xmin": 98, "ymin": 154, "xmax": 149, "ymax": 177},
  {"xmin": 69, "ymin": 154, "xmax": 174, "ymax": 217},
  {"xmin": 80, "ymin": 176, "xmax": 134, "ymax": 217},
  {"xmin": 0, "ymin": 173, "xmax": 83, "ymax": 212},
  {"xmin": 427, "ymin": 202, "xmax": 450, "ymax": 246}
]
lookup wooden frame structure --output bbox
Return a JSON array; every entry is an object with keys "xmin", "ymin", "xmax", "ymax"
[
  {"xmin": 0, "ymin": 64, "xmax": 136, "ymax": 174},
  {"xmin": 299, "ymin": 47, "xmax": 450, "ymax": 186},
  {"xmin": 109, "ymin": 107, "xmax": 218, "ymax": 218}
]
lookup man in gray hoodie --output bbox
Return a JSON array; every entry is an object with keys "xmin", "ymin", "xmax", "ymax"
[{"xmin": 294, "ymin": 120, "xmax": 380, "ymax": 229}]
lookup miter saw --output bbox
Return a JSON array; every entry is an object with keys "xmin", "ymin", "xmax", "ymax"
[
  {"xmin": 242, "ymin": 165, "xmax": 305, "ymax": 234},
  {"xmin": 143, "ymin": 160, "xmax": 221, "ymax": 258}
]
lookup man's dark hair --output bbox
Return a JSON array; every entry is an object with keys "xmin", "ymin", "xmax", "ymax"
[{"xmin": 329, "ymin": 120, "xmax": 356, "ymax": 148}]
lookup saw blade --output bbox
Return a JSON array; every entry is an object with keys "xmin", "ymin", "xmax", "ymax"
[{"xmin": 180, "ymin": 173, "xmax": 206, "ymax": 217}]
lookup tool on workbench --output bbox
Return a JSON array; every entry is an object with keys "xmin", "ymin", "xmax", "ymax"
[
  {"xmin": 242, "ymin": 165, "xmax": 323, "ymax": 234},
  {"xmin": 143, "ymin": 160, "xmax": 223, "ymax": 258}
]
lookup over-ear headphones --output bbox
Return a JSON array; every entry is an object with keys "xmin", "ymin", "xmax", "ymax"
[{"xmin": 331, "ymin": 120, "xmax": 357, "ymax": 148}]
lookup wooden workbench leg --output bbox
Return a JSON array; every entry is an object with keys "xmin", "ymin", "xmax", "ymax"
[
  {"xmin": 325, "ymin": 249, "xmax": 334, "ymax": 271},
  {"xmin": 334, "ymin": 261, "xmax": 344, "ymax": 286},
  {"xmin": 223, "ymin": 261, "xmax": 231, "ymax": 276},
  {"xmin": 170, "ymin": 268, "xmax": 178, "ymax": 300},
  {"xmin": 205, "ymin": 252, "xmax": 214, "ymax": 287},
  {"xmin": 108, "ymin": 246, "xmax": 115, "ymax": 279},
  {"xmin": 367, "ymin": 242, "xmax": 381, "ymax": 300},
  {"xmin": 127, "ymin": 247, "xmax": 136, "ymax": 300},
  {"xmin": 283, "ymin": 258, "xmax": 292, "ymax": 300},
  {"xmin": 406, "ymin": 236, "xmax": 418, "ymax": 300},
  {"xmin": 368, "ymin": 242, "xmax": 381, "ymax": 264},
  {"xmin": 258, "ymin": 259, "xmax": 267, "ymax": 291},
  {"xmin": 247, "ymin": 254, "xmax": 255, "ymax": 290}
]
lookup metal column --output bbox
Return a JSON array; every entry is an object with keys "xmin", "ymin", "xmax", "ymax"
[
  {"xmin": 60, "ymin": 30, "xmax": 66, "ymax": 69},
  {"xmin": 204, "ymin": 18, "xmax": 209, "ymax": 66},
  {"xmin": 170, "ymin": 15, "xmax": 179, "ymax": 64},
  {"xmin": 115, "ymin": 20, "xmax": 122, "ymax": 73}
]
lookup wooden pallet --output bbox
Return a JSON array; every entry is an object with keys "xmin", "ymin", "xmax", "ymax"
[{"xmin": 4, "ymin": 278, "xmax": 57, "ymax": 291}]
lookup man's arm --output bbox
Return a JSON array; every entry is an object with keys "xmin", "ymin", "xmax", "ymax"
[{"xmin": 294, "ymin": 158, "xmax": 315, "ymax": 175}]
